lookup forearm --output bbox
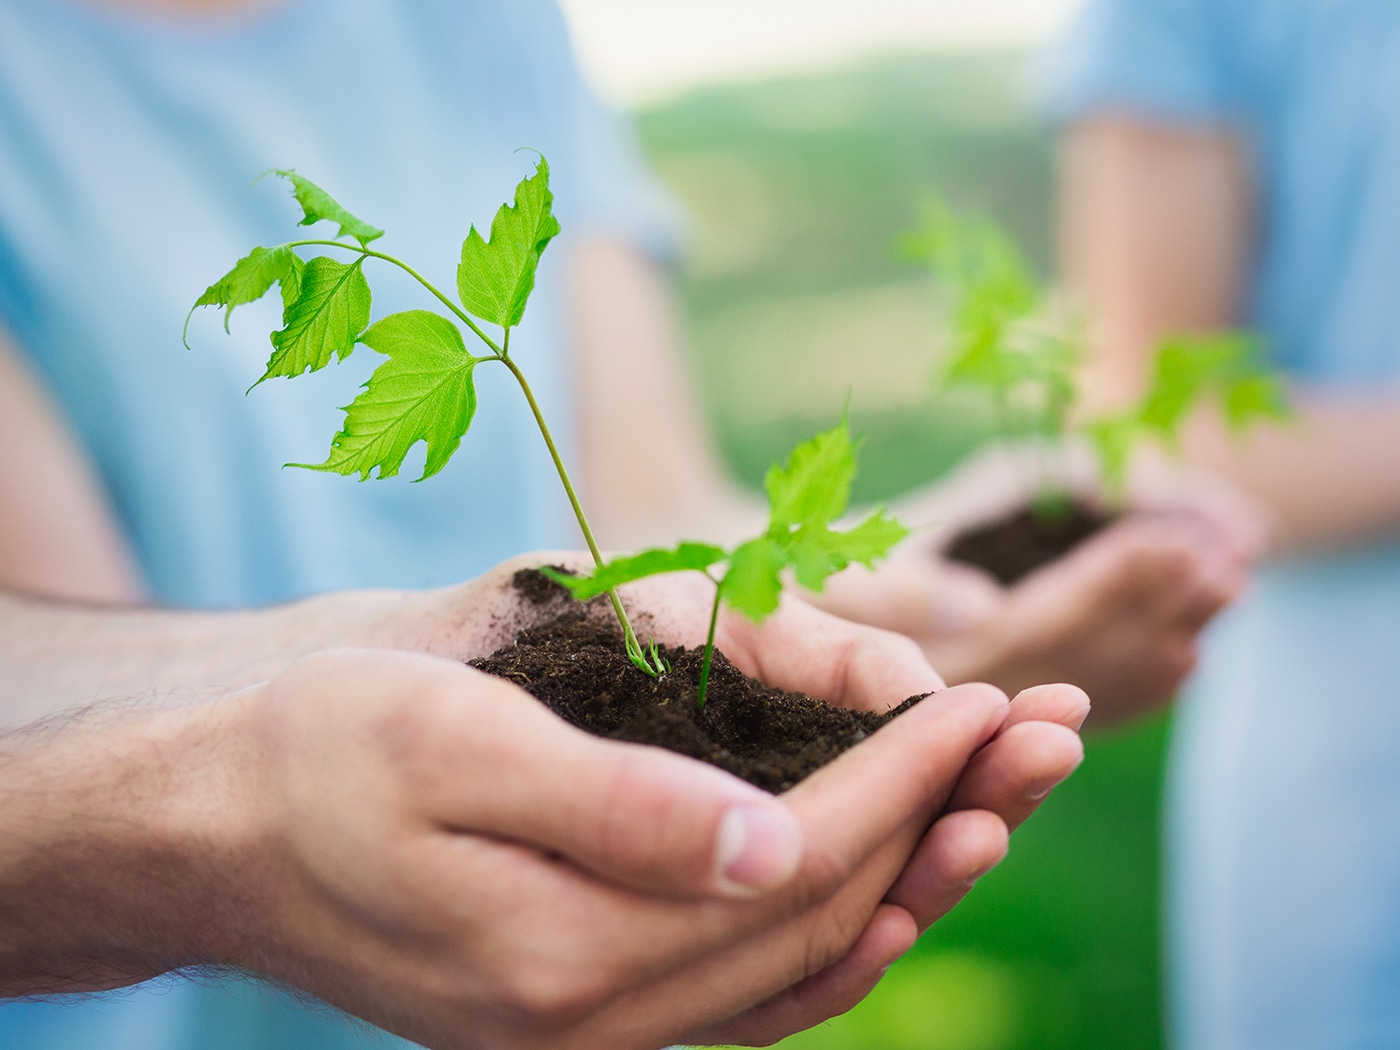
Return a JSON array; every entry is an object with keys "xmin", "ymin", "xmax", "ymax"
[
  {"xmin": 1183, "ymin": 389, "xmax": 1400, "ymax": 551},
  {"xmin": 0, "ymin": 587, "xmax": 398, "ymax": 727},
  {"xmin": 0, "ymin": 328, "xmax": 144, "ymax": 604},
  {"xmin": 1057, "ymin": 119, "xmax": 1400, "ymax": 552},
  {"xmin": 0, "ymin": 703, "xmax": 252, "ymax": 997}
]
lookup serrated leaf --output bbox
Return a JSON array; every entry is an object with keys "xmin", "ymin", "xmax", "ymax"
[
  {"xmin": 787, "ymin": 537, "xmax": 844, "ymax": 594},
  {"xmin": 722, "ymin": 538, "xmax": 788, "ymax": 621},
  {"xmin": 457, "ymin": 156, "xmax": 561, "ymax": 329},
  {"xmin": 185, "ymin": 244, "xmax": 304, "ymax": 345},
  {"xmin": 293, "ymin": 311, "xmax": 476, "ymax": 481},
  {"xmin": 784, "ymin": 511, "xmax": 909, "ymax": 593},
  {"xmin": 817, "ymin": 510, "xmax": 910, "ymax": 566},
  {"xmin": 541, "ymin": 543, "xmax": 726, "ymax": 602},
  {"xmin": 259, "ymin": 257, "xmax": 372, "ymax": 384},
  {"xmin": 764, "ymin": 418, "xmax": 858, "ymax": 534},
  {"xmin": 273, "ymin": 170, "xmax": 384, "ymax": 246}
]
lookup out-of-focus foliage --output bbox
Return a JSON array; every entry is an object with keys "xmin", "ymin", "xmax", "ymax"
[
  {"xmin": 638, "ymin": 53, "xmax": 1054, "ymax": 501},
  {"xmin": 1088, "ymin": 332, "xmax": 1292, "ymax": 492}
]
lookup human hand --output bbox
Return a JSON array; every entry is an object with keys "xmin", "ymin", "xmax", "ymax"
[
  {"xmin": 210, "ymin": 600, "xmax": 1082, "ymax": 1050},
  {"xmin": 0, "ymin": 556, "xmax": 1084, "ymax": 1049},
  {"xmin": 810, "ymin": 448, "xmax": 1260, "ymax": 725}
]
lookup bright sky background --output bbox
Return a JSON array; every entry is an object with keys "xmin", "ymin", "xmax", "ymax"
[{"xmin": 558, "ymin": 0, "xmax": 1085, "ymax": 106}]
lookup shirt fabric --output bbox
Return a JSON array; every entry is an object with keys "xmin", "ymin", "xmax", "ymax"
[
  {"xmin": 1044, "ymin": 1, "xmax": 1400, "ymax": 1046},
  {"xmin": 0, "ymin": 0, "xmax": 674, "ymax": 1045}
]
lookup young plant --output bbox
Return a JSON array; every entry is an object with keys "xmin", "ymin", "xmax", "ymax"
[
  {"xmin": 186, "ymin": 156, "xmax": 669, "ymax": 676},
  {"xmin": 1085, "ymin": 331, "xmax": 1291, "ymax": 495},
  {"xmin": 903, "ymin": 198, "xmax": 1289, "ymax": 511},
  {"xmin": 901, "ymin": 198, "xmax": 1080, "ymax": 517},
  {"xmin": 540, "ymin": 416, "xmax": 908, "ymax": 709}
]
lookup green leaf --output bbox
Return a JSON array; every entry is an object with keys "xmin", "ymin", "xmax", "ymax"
[
  {"xmin": 294, "ymin": 311, "xmax": 477, "ymax": 481},
  {"xmin": 764, "ymin": 417, "xmax": 858, "ymax": 534},
  {"xmin": 272, "ymin": 170, "xmax": 384, "ymax": 246},
  {"xmin": 816, "ymin": 510, "xmax": 909, "ymax": 567},
  {"xmin": 541, "ymin": 542, "xmax": 727, "ymax": 602},
  {"xmin": 1085, "ymin": 413, "xmax": 1140, "ymax": 493},
  {"xmin": 457, "ymin": 155, "xmax": 561, "ymax": 329},
  {"xmin": 185, "ymin": 244, "xmax": 304, "ymax": 346},
  {"xmin": 259, "ymin": 257, "xmax": 372, "ymax": 384},
  {"xmin": 1223, "ymin": 374, "xmax": 1292, "ymax": 430},
  {"xmin": 784, "ymin": 511, "xmax": 909, "ymax": 593},
  {"xmin": 722, "ymin": 538, "xmax": 789, "ymax": 621},
  {"xmin": 1141, "ymin": 333, "xmax": 1254, "ymax": 436}
]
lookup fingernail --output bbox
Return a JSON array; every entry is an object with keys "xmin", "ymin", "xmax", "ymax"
[
  {"xmin": 1026, "ymin": 754, "xmax": 1085, "ymax": 800},
  {"xmin": 715, "ymin": 804, "xmax": 803, "ymax": 896},
  {"xmin": 963, "ymin": 846, "xmax": 1009, "ymax": 887}
]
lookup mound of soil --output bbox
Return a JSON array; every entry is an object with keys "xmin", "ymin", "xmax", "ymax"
[
  {"xmin": 947, "ymin": 502, "xmax": 1114, "ymax": 586},
  {"xmin": 469, "ymin": 569, "xmax": 926, "ymax": 793}
]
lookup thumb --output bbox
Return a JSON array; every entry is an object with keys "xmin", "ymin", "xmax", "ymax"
[{"xmin": 433, "ymin": 670, "xmax": 805, "ymax": 900}]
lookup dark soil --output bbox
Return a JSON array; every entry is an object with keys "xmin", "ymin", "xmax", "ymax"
[
  {"xmin": 947, "ymin": 502, "xmax": 1115, "ymax": 586},
  {"xmin": 469, "ymin": 569, "xmax": 927, "ymax": 793}
]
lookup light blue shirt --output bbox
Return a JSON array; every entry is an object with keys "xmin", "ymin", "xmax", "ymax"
[
  {"xmin": 0, "ymin": 0, "xmax": 676, "ymax": 609},
  {"xmin": 0, "ymin": 0, "xmax": 674, "ymax": 1045},
  {"xmin": 1045, "ymin": 2, "xmax": 1400, "ymax": 1047}
]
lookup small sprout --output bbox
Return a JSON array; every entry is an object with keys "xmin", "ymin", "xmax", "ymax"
[
  {"xmin": 903, "ymin": 197, "xmax": 1290, "ymax": 510},
  {"xmin": 542, "ymin": 416, "xmax": 908, "ymax": 709},
  {"xmin": 1086, "ymin": 331, "xmax": 1292, "ymax": 495},
  {"xmin": 188, "ymin": 157, "xmax": 662, "ymax": 678}
]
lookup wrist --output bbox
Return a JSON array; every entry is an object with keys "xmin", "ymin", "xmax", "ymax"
[{"xmin": 0, "ymin": 698, "xmax": 262, "ymax": 996}]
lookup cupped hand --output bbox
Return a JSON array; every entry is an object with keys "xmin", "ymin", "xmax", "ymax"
[
  {"xmin": 213, "ymin": 559, "xmax": 1086, "ymax": 1049},
  {"xmin": 810, "ymin": 452, "xmax": 1257, "ymax": 724}
]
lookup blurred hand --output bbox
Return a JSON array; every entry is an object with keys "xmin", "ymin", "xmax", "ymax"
[{"xmin": 810, "ymin": 447, "xmax": 1263, "ymax": 725}]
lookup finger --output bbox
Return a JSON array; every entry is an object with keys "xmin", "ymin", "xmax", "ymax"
[
  {"xmin": 421, "ymin": 664, "xmax": 804, "ymax": 900},
  {"xmin": 996, "ymin": 682, "xmax": 1091, "ymax": 734},
  {"xmin": 1147, "ymin": 514, "xmax": 1250, "ymax": 628},
  {"xmin": 561, "ymin": 827, "xmax": 929, "ymax": 1049},
  {"xmin": 691, "ymin": 904, "xmax": 919, "ymax": 1047},
  {"xmin": 717, "ymin": 596, "xmax": 946, "ymax": 713},
  {"xmin": 946, "ymin": 721, "xmax": 1084, "ymax": 831},
  {"xmin": 884, "ymin": 808, "xmax": 1010, "ymax": 931},
  {"xmin": 780, "ymin": 682, "xmax": 1009, "ymax": 903}
]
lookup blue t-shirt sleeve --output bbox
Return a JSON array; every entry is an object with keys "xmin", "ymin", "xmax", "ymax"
[{"xmin": 1038, "ymin": 0, "xmax": 1236, "ymax": 125}]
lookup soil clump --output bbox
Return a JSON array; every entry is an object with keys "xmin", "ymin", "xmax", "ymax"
[
  {"xmin": 947, "ymin": 502, "xmax": 1115, "ymax": 586},
  {"xmin": 470, "ymin": 569, "xmax": 926, "ymax": 793}
]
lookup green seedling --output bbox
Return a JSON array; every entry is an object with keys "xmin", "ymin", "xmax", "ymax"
[
  {"xmin": 186, "ymin": 156, "xmax": 671, "ymax": 676},
  {"xmin": 1086, "ymin": 331, "xmax": 1291, "ymax": 495},
  {"xmin": 540, "ymin": 416, "xmax": 908, "ymax": 709},
  {"xmin": 902, "ymin": 197, "xmax": 1289, "ymax": 510},
  {"xmin": 901, "ymin": 198, "xmax": 1079, "ymax": 518}
]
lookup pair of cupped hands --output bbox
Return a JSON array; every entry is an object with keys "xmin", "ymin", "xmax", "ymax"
[{"xmin": 39, "ymin": 554, "xmax": 1080, "ymax": 1050}]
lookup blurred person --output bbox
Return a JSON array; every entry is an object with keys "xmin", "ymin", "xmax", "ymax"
[
  {"xmin": 0, "ymin": 558, "xmax": 1090, "ymax": 1050},
  {"xmin": 0, "ymin": 0, "xmax": 1238, "ymax": 1042},
  {"xmin": 1046, "ymin": 0, "xmax": 1400, "ymax": 1045}
]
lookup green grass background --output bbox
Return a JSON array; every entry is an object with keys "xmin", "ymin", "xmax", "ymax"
[{"xmin": 636, "ymin": 52, "xmax": 1170, "ymax": 1050}]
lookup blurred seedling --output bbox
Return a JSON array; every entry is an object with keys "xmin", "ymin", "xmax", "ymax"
[
  {"xmin": 1085, "ymin": 331, "xmax": 1291, "ymax": 496},
  {"xmin": 901, "ymin": 197, "xmax": 1289, "ymax": 512}
]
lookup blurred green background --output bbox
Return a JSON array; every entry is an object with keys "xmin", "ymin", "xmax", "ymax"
[{"xmin": 636, "ymin": 52, "xmax": 1170, "ymax": 1050}]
